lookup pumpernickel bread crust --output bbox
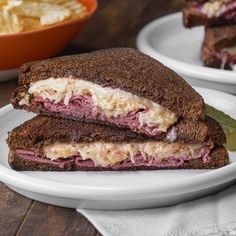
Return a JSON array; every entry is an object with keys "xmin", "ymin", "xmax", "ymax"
[
  {"xmin": 8, "ymin": 146, "xmax": 229, "ymax": 171},
  {"xmin": 7, "ymin": 115, "xmax": 225, "ymax": 156},
  {"xmin": 16, "ymin": 48, "xmax": 205, "ymax": 120}
]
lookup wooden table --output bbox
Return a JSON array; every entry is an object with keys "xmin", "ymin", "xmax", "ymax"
[{"xmin": 0, "ymin": 1, "xmax": 183, "ymax": 235}]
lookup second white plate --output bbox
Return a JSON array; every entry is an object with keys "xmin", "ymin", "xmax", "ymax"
[{"xmin": 136, "ymin": 13, "xmax": 236, "ymax": 94}]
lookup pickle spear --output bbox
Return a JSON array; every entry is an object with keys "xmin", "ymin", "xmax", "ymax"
[{"xmin": 206, "ymin": 104, "xmax": 236, "ymax": 151}]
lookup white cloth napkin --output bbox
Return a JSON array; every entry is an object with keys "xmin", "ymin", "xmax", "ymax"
[{"xmin": 78, "ymin": 184, "xmax": 236, "ymax": 236}]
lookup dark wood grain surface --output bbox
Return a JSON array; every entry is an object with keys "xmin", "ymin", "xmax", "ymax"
[{"xmin": 0, "ymin": 1, "xmax": 183, "ymax": 235}]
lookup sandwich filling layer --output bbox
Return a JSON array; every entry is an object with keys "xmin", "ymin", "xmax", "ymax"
[
  {"xmin": 20, "ymin": 78, "xmax": 178, "ymax": 136},
  {"xmin": 15, "ymin": 141, "xmax": 212, "ymax": 169},
  {"xmin": 202, "ymin": 43, "xmax": 236, "ymax": 68},
  {"xmin": 199, "ymin": 0, "xmax": 236, "ymax": 19}
]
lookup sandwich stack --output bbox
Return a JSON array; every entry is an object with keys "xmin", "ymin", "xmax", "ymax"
[
  {"xmin": 7, "ymin": 48, "xmax": 229, "ymax": 171},
  {"xmin": 183, "ymin": 0, "xmax": 236, "ymax": 70}
]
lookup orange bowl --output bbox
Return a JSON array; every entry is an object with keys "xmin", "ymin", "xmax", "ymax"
[{"xmin": 0, "ymin": 0, "xmax": 97, "ymax": 70}]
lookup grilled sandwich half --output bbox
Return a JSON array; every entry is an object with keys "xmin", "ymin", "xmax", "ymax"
[
  {"xmin": 11, "ymin": 48, "xmax": 205, "ymax": 141},
  {"xmin": 7, "ymin": 115, "xmax": 228, "ymax": 171}
]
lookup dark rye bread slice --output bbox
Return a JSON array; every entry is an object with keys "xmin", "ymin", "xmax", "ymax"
[
  {"xmin": 202, "ymin": 25, "xmax": 236, "ymax": 69},
  {"xmin": 7, "ymin": 115, "xmax": 225, "ymax": 156},
  {"xmin": 16, "ymin": 48, "xmax": 204, "ymax": 120},
  {"xmin": 183, "ymin": 5, "xmax": 236, "ymax": 28},
  {"xmin": 8, "ymin": 146, "xmax": 229, "ymax": 171}
]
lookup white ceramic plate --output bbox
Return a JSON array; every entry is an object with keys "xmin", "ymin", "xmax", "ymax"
[
  {"xmin": 136, "ymin": 13, "xmax": 236, "ymax": 94},
  {"xmin": 0, "ymin": 87, "xmax": 236, "ymax": 210}
]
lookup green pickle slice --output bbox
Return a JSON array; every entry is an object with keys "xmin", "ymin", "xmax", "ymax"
[{"xmin": 206, "ymin": 104, "xmax": 236, "ymax": 151}]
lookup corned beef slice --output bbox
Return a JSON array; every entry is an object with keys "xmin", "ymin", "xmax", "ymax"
[{"xmin": 33, "ymin": 95, "xmax": 176, "ymax": 137}]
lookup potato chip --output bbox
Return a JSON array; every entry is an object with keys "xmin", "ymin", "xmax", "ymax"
[
  {"xmin": 36, "ymin": 0, "xmax": 87, "ymax": 17},
  {"xmin": 0, "ymin": 8, "xmax": 23, "ymax": 34},
  {"xmin": 0, "ymin": 0, "xmax": 88, "ymax": 34},
  {"xmin": 36, "ymin": 0, "xmax": 66, "ymax": 4},
  {"xmin": 0, "ymin": 0, "xmax": 7, "ymax": 7},
  {"xmin": 4, "ymin": 0, "xmax": 22, "ymax": 10},
  {"xmin": 21, "ymin": 17, "xmax": 41, "ymax": 31},
  {"xmin": 11, "ymin": 2, "xmax": 71, "ymax": 25},
  {"xmin": 61, "ymin": 0, "xmax": 87, "ymax": 17}
]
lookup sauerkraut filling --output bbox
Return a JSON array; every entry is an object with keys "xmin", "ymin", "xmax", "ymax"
[
  {"xmin": 21, "ymin": 78, "xmax": 178, "ymax": 136},
  {"xmin": 16, "ymin": 141, "xmax": 212, "ymax": 168},
  {"xmin": 222, "ymin": 44, "xmax": 236, "ymax": 55},
  {"xmin": 199, "ymin": 0, "xmax": 236, "ymax": 18}
]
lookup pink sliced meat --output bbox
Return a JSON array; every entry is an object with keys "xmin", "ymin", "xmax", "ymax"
[
  {"xmin": 33, "ymin": 95, "xmax": 177, "ymax": 139},
  {"xmin": 221, "ymin": 1, "xmax": 236, "ymax": 19},
  {"xmin": 16, "ymin": 149, "xmax": 74, "ymax": 169}
]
